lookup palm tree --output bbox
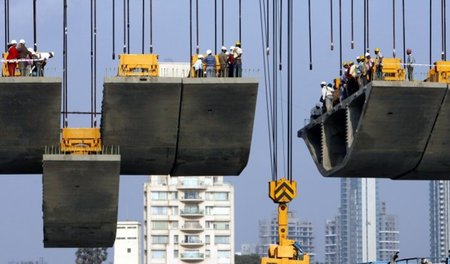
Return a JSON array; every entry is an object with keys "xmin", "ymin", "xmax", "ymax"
[{"xmin": 75, "ymin": 248, "xmax": 108, "ymax": 264}]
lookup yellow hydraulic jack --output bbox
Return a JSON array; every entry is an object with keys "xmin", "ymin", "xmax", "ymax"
[{"xmin": 261, "ymin": 178, "xmax": 310, "ymax": 264}]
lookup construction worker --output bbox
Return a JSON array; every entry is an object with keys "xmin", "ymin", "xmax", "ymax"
[
  {"xmin": 35, "ymin": 51, "xmax": 54, "ymax": 77},
  {"xmin": 6, "ymin": 40, "xmax": 18, "ymax": 77},
  {"xmin": 365, "ymin": 52, "xmax": 374, "ymax": 83},
  {"xmin": 310, "ymin": 102, "xmax": 323, "ymax": 120},
  {"xmin": 233, "ymin": 41, "xmax": 243, "ymax": 77},
  {"xmin": 16, "ymin": 39, "xmax": 31, "ymax": 76},
  {"xmin": 374, "ymin": 48, "xmax": 383, "ymax": 80},
  {"xmin": 406, "ymin": 48, "xmax": 415, "ymax": 81},
  {"xmin": 340, "ymin": 62, "xmax": 349, "ymax": 100},
  {"xmin": 320, "ymin": 81, "xmax": 327, "ymax": 109},
  {"xmin": 228, "ymin": 46, "xmax": 235, "ymax": 77},
  {"xmin": 218, "ymin": 46, "xmax": 228, "ymax": 77},
  {"xmin": 193, "ymin": 54, "xmax": 204, "ymax": 77},
  {"xmin": 348, "ymin": 61, "xmax": 358, "ymax": 96},
  {"xmin": 204, "ymin": 49, "xmax": 216, "ymax": 77},
  {"xmin": 325, "ymin": 83, "xmax": 334, "ymax": 112}
]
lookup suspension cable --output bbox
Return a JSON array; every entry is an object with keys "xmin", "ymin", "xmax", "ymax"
[
  {"xmin": 90, "ymin": 0, "xmax": 94, "ymax": 127},
  {"xmin": 94, "ymin": 0, "xmax": 97, "ymax": 127},
  {"xmin": 279, "ymin": 0, "xmax": 282, "ymax": 71},
  {"xmin": 339, "ymin": 0, "xmax": 342, "ymax": 76},
  {"xmin": 351, "ymin": 0, "xmax": 354, "ymax": 49},
  {"xmin": 222, "ymin": 0, "xmax": 224, "ymax": 46},
  {"xmin": 445, "ymin": 0, "xmax": 447, "ymax": 60},
  {"xmin": 150, "ymin": 0, "xmax": 153, "ymax": 53},
  {"xmin": 141, "ymin": 0, "xmax": 145, "ymax": 54},
  {"xmin": 5, "ymin": 0, "xmax": 9, "ymax": 51},
  {"xmin": 330, "ymin": 0, "xmax": 334, "ymax": 50},
  {"xmin": 196, "ymin": 0, "xmax": 199, "ymax": 54},
  {"xmin": 127, "ymin": 0, "xmax": 130, "ymax": 53},
  {"xmin": 430, "ymin": 0, "xmax": 432, "ymax": 68},
  {"xmin": 287, "ymin": 0, "xmax": 293, "ymax": 181},
  {"xmin": 363, "ymin": 0, "xmax": 366, "ymax": 53},
  {"xmin": 215, "ymin": 0, "xmax": 217, "ymax": 54},
  {"xmin": 33, "ymin": 0, "xmax": 37, "ymax": 51},
  {"xmin": 308, "ymin": 0, "xmax": 312, "ymax": 70},
  {"xmin": 190, "ymin": 0, "xmax": 192, "ymax": 69},
  {"xmin": 239, "ymin": 0, "xmax": 242, "ymax": 42},
  {"xmin": 272, "ymin": 0, "xmax": 278, "ymax": 181},
  {"xmin": 367, "ymin": 0, "xmax": 370, "ymax": 52},
  {"xmin": 63, "ymin": 0, "xmax": 68, "ymax": 127},
  {"xmin": 259, "ymin": 0, "xmax": 274, "ymax": 180},
  {"xmin": 392, "ymin": 0, "xmax": 396, "ymax": 57},
  {"xmin": 266, "ymin": 0, "xmax": 269, "ymax": 51},
  {"xmin": 112, "ymin": 0, "xmax": 115, "ymax": 59},
  {"xmin": 402, "ymin": 0, "xmax": 406, "ymax": 66},
  {"xmin": 123, "ymin": 0, "xmax": 126, "ymax": 53}
]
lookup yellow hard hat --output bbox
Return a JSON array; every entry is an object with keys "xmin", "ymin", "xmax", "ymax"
[
  {"xmin": 374, "ymin": 48, "xmax": 380, "ymax": 53},
  {"xmin": 235, "ymin": 41, "xmax": 241, "ymax": 46}
]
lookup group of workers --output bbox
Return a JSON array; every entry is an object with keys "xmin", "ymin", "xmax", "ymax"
[
  {"xmin": 311, "ymin": 48, "xmax": 416, "ymax": 120},
  {"xmin": 193, "ymin": 41, "xmax": 243, "ymax": 78},
  {"xmin": 5, "ymin": 39, "xmax": 54, "ymax": 77}
]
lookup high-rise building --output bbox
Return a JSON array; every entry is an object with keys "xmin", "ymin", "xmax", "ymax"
[
  {"xmin": 430, "ymin": 180, "xmax": 450, "ymax": 261},
  {"xmin": 257, "ymin": 211, "xmax": 315, "ymax": 262},
  {"xmin": 114, "ymin": 221, "xmax": 142, "ymax": 264},
  {"xmin": 324, "ymin": 219, "xmax": 338, "ymax": 264},
  {"xmin": 338, "ymin": 178, "xmax": 377, "ymax": 263},
  {"xmin": 377, "ymin": 202, "xmax": 400, "ymax": 261},
  {"xmin": 143, "ymin": 175, "xmax": 234, "ymax": 264}
]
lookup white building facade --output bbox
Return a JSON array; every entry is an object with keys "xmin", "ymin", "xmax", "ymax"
[
  {"xmin": 114, "ymin": 221, "xmax": 142, "ymax": 264},
  {"xmin": 144, "ymin": 175, "xmax": 234, "ymax": 264},
  {"xmin": 377, "ymin": 202, "xmax": 400, "ymax": 261},
  {"xmin": 430, "ymin": 180, "xmax": 450, "ymax": 261}
]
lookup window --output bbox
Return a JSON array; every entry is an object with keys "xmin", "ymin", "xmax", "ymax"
[
  {"xmin": 214, "ymin": 192, "xmax": 229, "ymax": 201},
  {"xmin": 174, "ymin": 235, "xmax": 179, "ymax": 244},
  {"xmin": 174, "ymin": 249, "xmax": 179, "ymax": 258},
  {"xmin": 218, "ymin": 250, "xmax": 230, "ymax": 259},
  {"xmin": 205, "ymin": 235, "xmax": 210, "ymax": 244},
  {"xmin": 151, "ymin": 191, "xmax": 167, "ymax": 200},
  {"xmin": 152, "ymin": 235, "xmax": 169, "ymax": 244},
  {"xmin": 184, "ymin": 191, "xmax": 200, "ymax": 199},
  {"xmin": 205, "ymin": 249, "xmax": 211, "ymax": 258},
  {"xmin": 214, "ymin": 222, "xmax": 230, "ymax": 230},
  {"xmin": 151, "ymin": 206, "xmax": 168, "ymax": 215},
  {"xmin": 213, "ymin": 207, "xmax": 230, "ymax": 215},
  {"xmin": 215, "ymin": 235, "xmax": 230, "ymax": 244},
  {"xmin": 127, "ymin": 248, "xmax": 131, "ymax": 253},
  {"xmin": 151, "ymin": 250, "xmax": 166, "ymax": 259},
  {"xmin": 152, "ymin": 221, "xmax": 168, "ymax": 230}
]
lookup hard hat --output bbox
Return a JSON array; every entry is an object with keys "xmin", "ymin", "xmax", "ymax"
[
  {"xmin": 222, "ymin": 46, "xmax": 227, "ymax": 50},
  {"xmin": 360, "ymin": 55, "xmax": 365, "ymax": 60},
  {"xmin": 49, "ymin": 51, "xmax": 55, "ymax": 57},
  {"xmin": 198, "ymin": 54, "xmax": 204, "ymax": 59},
  {"xmin": 19, "ymin": 39, "xmax": 25, "ymax": 44},
  {"xmin": 235, "ymin": 41, "xmax": 241, "ymax": 46},
  {"xmin": 343, "ymin": 61, "xmax": 348, "ymax": 66},
  {"xmin": 27, "ymin": 48, "xmax": 34, "ymax": 53},
  {"xmin": 230, "ymin": 46, "xmax": 235, "ymax": 51},
  {"xmin": 374, "ymin": 48, "xmax": 380, "ymax": 53},
  {"xmin": 225, "ymin": 52, "xmax": 229, "ymax": 55},
  {"xmin": 10, "ymin": 39, "xmax": 17, "ymax": 45},
  {"xmin": 206, "ymin": 49, "xmax": 212, "ymax": 55},
  {"xmin": 365, "ymin": 52, "xmax": 370, "ymax": 57},
  {"xmin": 356, "ymin": 56, "xmax": 360, "ymax": 61},
  {"xmin": 406, "ymin": 48, "xmax": 412, "ymax": 54},
  {"xmin": 321, "ymin": 81, "xmax": 327, "ymax": 86},
  {"xmin": 349, "ymin": 61, "xmax": 354, "ymax": 65},
  {"xmin": 327, "ymin": 83, "xmax": 333, "ymax": 87}
]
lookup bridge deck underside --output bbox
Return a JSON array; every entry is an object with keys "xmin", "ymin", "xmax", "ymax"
[
  {"xmin": 0, "ymin": 77, "xmax": 61, "ymax": 174},
  {"xmin": 299, "ymin": 81, "xmax": 450, "ymax": 180},
  {"xmin": 43, "ymin": 154, "xmax": 120, "ymax": 248},
  {"xmin": 102, "ymin": 77, "xmax": 258, "ymax": 176}
]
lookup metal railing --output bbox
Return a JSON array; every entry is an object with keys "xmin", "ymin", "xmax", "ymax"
[{"xmin": 44, "ymin": 145, "xmax": 120, "ymax": 155}]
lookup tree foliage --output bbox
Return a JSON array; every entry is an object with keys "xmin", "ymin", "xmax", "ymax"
[
  {"xmin": 75, "ymin": 248, "xmax": 108, "ymax": 264},
  {"xmin": 235, "ymin": 254, "xmax": 261, "ymax": 264}
]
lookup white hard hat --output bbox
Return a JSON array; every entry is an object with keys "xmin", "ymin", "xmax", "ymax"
[
  {"xmin": 198, "ymin": 54, "xmax": 204, "ymax": 59},
  {"xmin": 321, "ymin": 81, "xmax": 327, "ymax": 86},
  {"xmin": 365, "ymin": 52, "xmax": 370, "ymax": 57},
  {"xmin": 27, "ymin": 48, "xmax": 34, "ymax": 52},
  {"xmin": 49, "ymin": 51, "xmax": 55, "ymax": 57},
  {"xmin": 225, "ymin": 52, "xmax": 229, "ymax": 55},
  {"xmin": 206, "ymin": 49, "xmax": 212, "ymax": 55},
  {"xmin": 19, "ymin": 39, "xmax": 25, "ymax": 44},
  {"xmin": 10, "ymin": 39, "xmax": 17, "ymax": 45},
  {"xmin": 222, "ymin": 46, "xmax": 227, "ymax": 50},
  {"xmin": 230, "ymin": 46, "xmax": 235, "ymax": 51}
]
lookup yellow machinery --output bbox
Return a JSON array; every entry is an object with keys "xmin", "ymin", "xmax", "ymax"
[
  {"xmin": 2, "ymin": 53, "xmax": 20, "ymax": 77},
  {"xmin": 428, "ymin": 61, "xmax": 450, "ymax": 83},
  {"xmin": 190, "ymin": 54, "xmax": 221, "ymax": 77},
  {"xmin": 261, "ymin": 178, "xmax": 310, "ymax": 264},
  {"xmin": 382, "ymin": 58, "xmax": 406, "ymax": 81},
  {"xmin": 118, "ymin": 54, "xmax": 159, "ymax": 77},
  {"xmin": 60, "ymin": 128, "xmax": 102, "ymax": 154}
]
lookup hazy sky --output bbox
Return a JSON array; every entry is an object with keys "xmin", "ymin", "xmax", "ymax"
[{"xmin": 0, "ymin": 0, "xmax": 443, "ymax": 263}]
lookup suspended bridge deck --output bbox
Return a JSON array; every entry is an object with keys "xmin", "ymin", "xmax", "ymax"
[
  {"xmin": 101, "ymin": 77, "xmax": 259, "ymax": 176},
  {"xmin": 298, "ymin": 80, "xmax": 450, "ymax": 180},
  {"xmin": 0, "ymin": 77, "xmax": 61, "ymax": 173}
]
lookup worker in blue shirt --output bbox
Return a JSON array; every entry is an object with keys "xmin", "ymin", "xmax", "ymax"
[{"xmin": 204, "ymin": 49, "xmax": 216, "ymax": 77}]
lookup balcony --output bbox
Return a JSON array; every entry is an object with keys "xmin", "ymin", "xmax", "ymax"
[
  {"xmin": 181, "ymin": 223, "xmax": 203, "ymax": 232},
  {"xmin": 180, "ymin": 209, "xmax": 204, "ymax": 217},
  {"xmin": 180, "ymin": 252, "xmax": 205, "ymax": 261},
  {"xmin": 177, "ymin": 181, "xmax": 208, "ymax": 190},
  {"xmin": 180, "ymin": 195, "xmax": 203, "ymax": 203},
  {"xmin": 180, "ymin": 238, "xmax": 204, "ymax": 247}
]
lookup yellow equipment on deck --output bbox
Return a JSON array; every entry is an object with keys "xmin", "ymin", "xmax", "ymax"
[
  {"xmin": 118, "ymin": 54, "xmax": 159, "ymax": 77},
  {"xmin": 261, "ymin": 178, "xmax": 310, "ymax": 264},
  {"xmin": 428, "ymin": 61, "xmax": 450, "ymax": 83},
  {"xmin": 60, "ymin": 128, "xmax": 102, "ymax": 154},
  {"xmin": 2, "ymin": 53, "xmax": 20, "ymax": 77},
  {"xmin": 382, "ymin": 58, "xmax": 406, "ymax": 81}
]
